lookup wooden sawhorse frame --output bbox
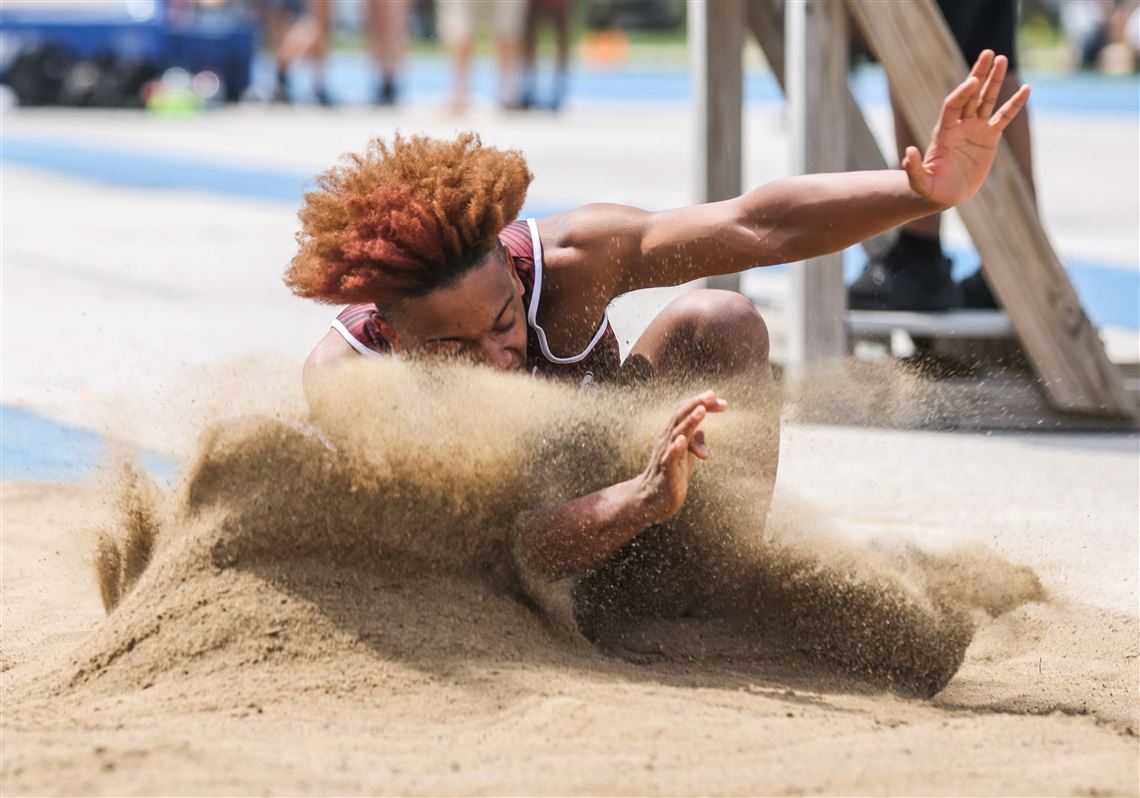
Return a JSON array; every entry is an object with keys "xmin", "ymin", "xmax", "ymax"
[{"xmin": 689, "ymin": 0, "xmax": 1136, "ymax": 422}]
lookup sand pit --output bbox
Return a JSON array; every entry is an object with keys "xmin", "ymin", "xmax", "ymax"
[{"xmin": 2, "ymin": 361, "xmax": 1137, "ymax": 795}]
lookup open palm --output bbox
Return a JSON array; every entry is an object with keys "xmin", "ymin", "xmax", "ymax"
[{"xmin": 903, "ymin": 50, "xmax": 1031, "ymax": 210}]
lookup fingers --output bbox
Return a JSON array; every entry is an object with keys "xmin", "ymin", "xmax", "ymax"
[
  {"xmin": 673, "ymin": 402, "xmax": 707, "ymax": 445},
  {"xmin": 664, "ymin": 390, "xmax": 726, "ymax": 465},
  {"xmin": 963, "ymin": 50, "xmax": 995, "ymax": 117},
  {"xmin": 668, "ymin": 390, "xmax": 727, "ymax": 429},
  {"xmin": 938, "ymin": 75, "xmax": 979, "ymax": 130},
  {"xmin": 902, "ymin": 145, "xmax": 922, "ymax": 173},
  {"xmin": 944, "ymin": 51, "xmax": 1016, "ymax": 126},
  {"xmin": 902, "ymin": 145, "xmax": 929, "ymax": 196},
  {"xmin": 989, "ymin": 84, "xmax": 1030, "ymax": 131},
  {"xmin": 688, "ymin": 429, "xmax": 710, "ymax": 460},
  {"xmin": 664, "ymin": 428, "xmax": 708, "ymax": 468},
  {"xmin": 976, "ymin": 54, "xmax": 1008, "ymax": 119},
  {"xmin": 664, "ymin": 432, "xmax": 689, "ymax": 465}
]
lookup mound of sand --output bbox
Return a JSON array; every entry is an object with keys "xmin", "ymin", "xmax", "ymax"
[
  {"xmin": 61, "ymin": 361, "xmax": 1045, "ymax": 700},
  {"xmin": 3, "ymin": 360, "xmax": 1136, "ymax": 795}
]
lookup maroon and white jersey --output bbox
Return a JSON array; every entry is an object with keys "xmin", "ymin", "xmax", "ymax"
[{"xmin": 331, "ymin": 218, "xmax": 622, "ymax": 385}]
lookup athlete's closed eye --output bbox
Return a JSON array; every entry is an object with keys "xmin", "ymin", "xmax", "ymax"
[
  {"xmin": 494, "ymin": 312, "xmax": 516, "ymax": 334},
  {"xmin": 491, "ymin": 298, "xmax": 515, "ymax": 334}
]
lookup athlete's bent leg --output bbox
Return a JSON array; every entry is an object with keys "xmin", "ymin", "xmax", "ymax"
[
  {"xmin": 572, "ymin": 290, "xmax": 779, "ymax": 643},
  {"xmin": 624, "ymin": 287, "xmax": 779, "ymax": 508},
  {"xmin": 626, "ymin": 289, "xmax": 772, "ymax": 383}
]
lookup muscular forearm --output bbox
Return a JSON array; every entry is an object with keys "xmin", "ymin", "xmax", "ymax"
[
  {"xmin": 515, "ymin": 392, "xmax": 722, "ymax": 582},
  {"xmin": 737, "ymin": 170, "xmax": 942, "ymax": 267},
  {"xmin": 630, "ymin": 169, "xmax": 942, "ymax": 290},
  {"xmin": 611, "ymin": 55, "xmax": 1027, "ymax": 293},
  {"xmin": 515, "ymin": 476, "xmax": 661, "ymax": 582}
]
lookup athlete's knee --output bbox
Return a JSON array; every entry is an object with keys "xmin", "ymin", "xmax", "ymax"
[
  {"xmin": 650, "ymin": 290, "xmax": 770, "ymax": 378},
  {"xmin": 668, "ymin": 290, "xmax": 769, "ymax": 361}
]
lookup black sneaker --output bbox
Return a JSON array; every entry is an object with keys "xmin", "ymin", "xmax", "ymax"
[
  {"xmin": 313, "ymin": 85, "xmax": 333, "ymax": 106},
  {"xmin": 848, "ymin": 238, "xmax": 962, "ymax": 312},
  {"xmin": 375, "ymin": 78, "xmax": 397, "ymax": 107},
  {"xmin": 958, "ymin": 267, "xmax": 1000, "ymax": 309}
]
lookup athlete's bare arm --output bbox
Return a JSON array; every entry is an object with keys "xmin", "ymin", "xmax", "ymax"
[
  {"xmin": 515, "ymin": 391, "xmax": 725, "ymax": 580},
  {"xmin": 541, "ymin": 51, "xmax": 1029, "ymax": 301}
]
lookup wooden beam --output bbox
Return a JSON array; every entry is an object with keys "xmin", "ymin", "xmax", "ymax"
[
  {"xmin": 745, "ymin": 0, "xmax": 885, "ymax": 173},
  {"xmin": 689, "ymin": 0, "xmax": 744, "ymax": 291},
  {"xmin": 745, "ymin": 0, "xmax": 894, "ymax": 261},
  {"xmin": 848, "ymin": 309, "xmax": 1014, "ymax": 340},
  {"xmin": 846, "ymin": 0, "xmax": 1134, "ymax": 418},
  {"xmin": 786, "ymin": 0, "xmax": 848, "ymax": 366}
]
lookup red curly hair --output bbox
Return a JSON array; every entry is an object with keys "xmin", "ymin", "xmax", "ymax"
[{"xmin": 285, "ymin": 132, "xmax": 533, "ymax": 304}]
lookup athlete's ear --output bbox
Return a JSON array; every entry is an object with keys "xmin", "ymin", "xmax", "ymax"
[
  {"xmin": 507, "ymin": 255, "xmax": 525, "ymax": 297},
  {"xmin": 373, "ymin": 312, "xmax": 407, "ymax": 355}
]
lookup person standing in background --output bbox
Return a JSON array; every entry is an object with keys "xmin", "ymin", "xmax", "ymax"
[
  {"xmin": 273, "ymin": 0, "xmax": 334, "ymax": 104},
  {"xmin": 366, "ymin": 0, "xmax": 409, "ymax": 105},
  {"xmin": 518, "ymin": 0, "xmax": 574, "ymax": 111},
  {"xmin": 438, "ymin": 0, "xmax": 527, "ymax": 112},
  {"xmin": 274, "ymin": 0, "xmax": 408, "ymax": 106},
  {"xmin": 848, "ymin": 0, "xmax": 1036, "ymax": 311},
  {"xmin": 255, "ymin": 0, "xmax": 302, "ymax": 61}
]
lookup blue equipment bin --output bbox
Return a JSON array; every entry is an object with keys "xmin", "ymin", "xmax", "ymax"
[{"xmin": 0, "ymin": 0, "xmax": 255, "ymax": 101}]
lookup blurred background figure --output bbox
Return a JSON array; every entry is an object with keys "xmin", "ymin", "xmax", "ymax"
[
  {"xmin": 518, "ymin": 0, "xmax": 574, "ymax": 111},
  {"xmin": 272, "ymin": 0, "xmax": 332, "ymax": 104},
  {"xmin": 438, "ymin": 0, "xmax": 527, "ymax": 111},
  {"xmin": 365, "ymin": 0, "xmax": 409, "ymax": 104},
  {"xmin": 254, "ymin": 0, "xmax": 300, "ymax": 58},
  {"xmin": 849, "ymin": 0, "xmax": 1036, "ymax": 312},
  {"xmin": 1058, "ymin": 0, "xmax": 1140, "ymax": 73},
  {"xmin": 273, "ymin": 0, "xmax": 408, "ymax": 106}
]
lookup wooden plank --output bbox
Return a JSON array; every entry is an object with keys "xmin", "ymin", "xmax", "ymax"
[
  {"xmin": 792, "ymin": 367, "xmax": 1140, "ymax": 431},
  {"xmin": 744, "ymin": 0, "xmax": 894, "ymax": 261},
  {"xmin": 913, "ymin": 371, "xmax": 1140, "ymax": 432},
  {"xmin": 846, "ymin": 0, "xmax": 1135, "ymax": 418},
  {"xmin": 786, "ymin": 0, "xmax": 848, "ymax": 366},
  {"xmin": 847, "ymin": 309, "xmax": 1014, "ymax": 340},
  {"xmin": 745, "ymin": 0, "xmax": 885, "ymax": 173},
  {"xmin": 689, "ymin": 0, "xmax": 743, "ymax": 292}
]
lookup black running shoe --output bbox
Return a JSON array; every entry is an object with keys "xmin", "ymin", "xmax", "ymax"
[
  {"xmin": 848, "ymin": 241, "xmax": 962, "ymax": 311},
  {"xmin": 375, "ymin": 79, "xmax": 397, "ymax": 107},
  {"xmin": 958, "ymin": 267, "xmax": 1000, "ymax": 309},
  {"xmin": 313, "ymin": 86, "xmax": 333, "ymax": 106}
]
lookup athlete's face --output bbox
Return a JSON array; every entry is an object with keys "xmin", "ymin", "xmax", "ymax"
[{"xmin": 379, "ymin": 250, "xmax": 529, "ymax": 371}]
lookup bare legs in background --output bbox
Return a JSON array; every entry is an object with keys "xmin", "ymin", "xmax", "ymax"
[
  {"xmin": 274, "ymin": 0, "xmax": 407, "ymax": 106},
  {"xmin": 440, "ymin": 0, "xmax": 526, "ymax": 112},
  {"xmin": 520, "ymin": 0, "xmax": 572, "ymax": 111}
]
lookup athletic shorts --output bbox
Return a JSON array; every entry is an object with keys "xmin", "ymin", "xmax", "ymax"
[
  {"xmin": 936, "ymin": 0, "xmax": 1019, "ymax": 71},
  {"xmin": 437, "ymin": 0, "xmax": 527, "ymax": 44}
]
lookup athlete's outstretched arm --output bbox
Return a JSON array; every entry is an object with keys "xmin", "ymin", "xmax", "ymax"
[
  {"xmin": 544, "ymin": 51, "xmax": 1029, "ymax": 296},
  {"xmin": 514, "ymin": 391, "xmax": 725, "ymax": 581}
]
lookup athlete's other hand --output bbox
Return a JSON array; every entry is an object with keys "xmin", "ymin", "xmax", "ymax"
[
  {"xmin": 903, "ymin": 50, "xmax": 1030, "ymax": 210},
  {"xmin": 636, "ymin": 390, "xmax": 727, "ymax": 525}
]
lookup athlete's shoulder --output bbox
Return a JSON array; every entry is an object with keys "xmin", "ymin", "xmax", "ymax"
[{"xmin": 534, "ymin": 203, "xmax": 647, "ymax": 249}]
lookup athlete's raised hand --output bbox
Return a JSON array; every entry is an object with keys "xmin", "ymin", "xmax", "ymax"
[
  {"xmin": 637, "ymin": 390, "xmax": 727, "ymax": 524},
  {"xmin": 902, "ymin": 50, "xmax": 1031, "ymax": 210}
]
